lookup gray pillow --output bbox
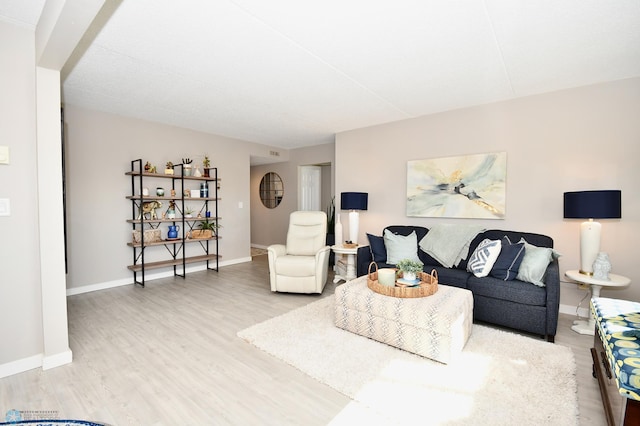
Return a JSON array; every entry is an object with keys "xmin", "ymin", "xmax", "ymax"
[
  {"xmin": 383, "ymin": 229, "xmax": 421, "ymax": 265},
  {"xmin": 516, "ymin": 238, "xmax": 561, "ymax": 287}
]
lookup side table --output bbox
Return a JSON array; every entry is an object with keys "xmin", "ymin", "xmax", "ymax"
[
  {"xmin": 331, "ymin": 245, "xmax": 359, "ymax": 283},
  {"xmin": 564, "ymin": 269, "xmax": 631, "ymax": 335}
]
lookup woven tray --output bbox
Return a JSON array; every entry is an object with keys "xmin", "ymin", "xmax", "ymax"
[{"xmin": 367, "ymin": 262, "xmax": 438, "ymax": 298}]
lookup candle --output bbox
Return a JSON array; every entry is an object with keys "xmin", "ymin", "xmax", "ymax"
[{"xmin": 378, "ymin": 268, "xmax": 396, "ymax": 287}]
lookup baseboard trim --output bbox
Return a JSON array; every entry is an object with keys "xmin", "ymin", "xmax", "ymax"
[
  {"xmin": 66, "ymin": 257, "xmax": 252, "ymax": 296},
  {"xmin": 559, "ymin": 302, "xmax": 589, "ymax": 319},
  {"xmin": 42, "ymin": 349, "xmax": 73, "ymax": 370},
  {"xmin": 0, "ymin": 354, "xmax": 42, "ymax": 379},
  {"xmin": 66, "ymin": 277, "xmax": 132, "ymax": 296}
]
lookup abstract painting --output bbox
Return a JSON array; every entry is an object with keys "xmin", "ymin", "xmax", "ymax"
[{"xmin": 407, "ymin": 152, "xmax": 506, "ymax": 219}]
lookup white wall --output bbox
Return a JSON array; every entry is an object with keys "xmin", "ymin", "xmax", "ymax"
[
  {"xmin": 63, "ymin": 105, "xmax": 284, "ymax": 291},
  {"xmin": 336, "ymin": 78, "xmax": 640, "ymax": 308},
  {"xmin": 0, "ymin": 22, "xmax": 44, "ymax": 369}
]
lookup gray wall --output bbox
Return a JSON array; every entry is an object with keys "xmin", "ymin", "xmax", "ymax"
[
  {"xmin": 250, "ymin": 143, "xmax": 334, "ymax": 247},
  {"xmin": 63, "ymin": 105, "xmax": 285, "ymax": 291},
  {"xmin": 336, "ymin": 77, "xmax": 640, "ymax": 311},
  {"xmin": 0, "ymin": 21, "xmax": 44, "ymax": 368}
]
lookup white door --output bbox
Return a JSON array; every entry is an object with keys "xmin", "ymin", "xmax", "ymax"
[{"xmin": 298, "ymin": 166, "xmax": 321, "ymax": 211}]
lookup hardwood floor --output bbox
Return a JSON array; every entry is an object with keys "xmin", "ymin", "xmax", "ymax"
[{"xmin": 1, "ymin": 255, "xmax": 606, "ymax": 425}]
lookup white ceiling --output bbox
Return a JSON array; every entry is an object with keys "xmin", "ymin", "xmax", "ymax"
[{"xmin": 2, "ymin": 0, "xmax": 640, "ymax": 151}]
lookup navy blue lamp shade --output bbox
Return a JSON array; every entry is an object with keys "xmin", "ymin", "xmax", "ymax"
[
  {"xmin": 341, "ymin": 192, "xmax": 368, "ymax": 211},
  {"xmin": 563, "ymin": 190, "xmax": 622, "ymax": 219}
]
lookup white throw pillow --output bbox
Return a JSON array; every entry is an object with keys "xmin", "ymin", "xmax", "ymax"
[
  {"xmin": 383, "ymin": 229, "xmax": 421, "ymax": 265},
  {"xmin": 516, "ymin": 238, "xmax": 561, "ymax": 287},
  {"xmin": 467, "ymin": 239, "xmax": 502, "ymax": 277}
]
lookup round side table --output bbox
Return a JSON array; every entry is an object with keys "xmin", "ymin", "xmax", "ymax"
[
  {"xmin": 331, "ymin": 245, "xmax": 359, "ymax": 283},
  {"xmin": 564, "ymin": 269, "xmax": 630, "ymax": 335}
]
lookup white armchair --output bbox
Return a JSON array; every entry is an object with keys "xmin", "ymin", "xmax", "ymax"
[{"xmin": 268, "ymin": 211, "xmax": 330, "ymax": 294}]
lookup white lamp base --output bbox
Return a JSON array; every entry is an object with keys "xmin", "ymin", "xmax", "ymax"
[
  {"xmin": 349, "ymin": 210, "xmax": 359, "ymax": 244},
  {"xmin": 580, "ymin": 219, "xmax": 601, "ymax": 275}
]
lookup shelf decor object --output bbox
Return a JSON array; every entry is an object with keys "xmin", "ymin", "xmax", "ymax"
[
  {"xmin": 340, "ymin": 191, "xmax": 368, "ymax": 245},
  {"xmin": 563, "ymin": 190, "xmax": 621, "ymax": 276}
]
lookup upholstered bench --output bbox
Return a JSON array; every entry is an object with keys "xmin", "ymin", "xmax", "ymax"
[
  {"xmin": 590, "ymin": 297, "xmax": 640, "ymax": 425},
  {"xmin": 334, "ymin": 275, "xmax": 473, "ymax": 364}
]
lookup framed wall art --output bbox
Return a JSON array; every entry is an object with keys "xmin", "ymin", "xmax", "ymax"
[{"xmin": 407, "ymin": 152, "xmax": 506, "ymax": 219}]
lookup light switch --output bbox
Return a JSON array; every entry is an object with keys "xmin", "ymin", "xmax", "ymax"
[
  {"xmin": 0, "ymin": 146, "xmax": 8, "ymax": 164},
  {"xmin": 238, "ymin": 201, "xmax": 244, "ymax": 209},
  {"xmin": 0, "ymin": 199, "xmax": 10, "ymax": 216}
]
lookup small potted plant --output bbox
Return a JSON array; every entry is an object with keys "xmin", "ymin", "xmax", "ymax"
[
  {"xmin": 165, "ymin": 161, "xmax": 174, "ymax": 175},
  {"xmin": 182, "ymin": 158, "xmax": 193, "ymax": 176},
  {"xmin": 203, "ymin": 155, "xmax": 211, "ymax": 177},
  {"xmin": 184, "ymin": 207, "xmax": 195, "ymax": 218},
  {"xmin": 190, "ymin": 219, "xmax": 220, "ymax": 239},
  {"xmin": 397, "ymin": 258, "xmax": 424, "ymax": 282}
]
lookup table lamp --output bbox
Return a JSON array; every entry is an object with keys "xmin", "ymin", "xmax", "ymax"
[
  {"xmin": 563, "ymin": 190, "xmax": 621, "ymax": 275},
  {"xmin": 340, "ymin": 192, "xmax": 368, "ymax": 245}
]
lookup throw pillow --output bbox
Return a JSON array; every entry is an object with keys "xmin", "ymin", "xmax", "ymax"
[
  {"xmin": 383, "ymin": 229, "xmax": 421, "ymax": 265},
  {"xmin": 367, "ymin": 233, "xmax": 387, "ymax": 264},
  {"xmin": 467, "ymin": 239, "xmax": 502, "ymax": 278},
  {"xmin": 516, "ymin": 237, "xmax": 561, "ymax": 287},
  {"xmin": 490, "ymin": 236, "xmax": 525, "ymax": 280}
]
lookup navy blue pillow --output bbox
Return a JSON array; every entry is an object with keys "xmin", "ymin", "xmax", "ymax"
[
  {"xmin": 367, "ymin": 233, "xmax": 387, "ymax": 264},
  {"xmin": 490, "ymin": 236, "xmax": 525, "ymax": 280}
]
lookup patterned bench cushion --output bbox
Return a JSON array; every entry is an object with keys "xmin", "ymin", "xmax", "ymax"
[
  {"xmin": 591, "ymin": 297, "xmax": 640, "ymax": 401},
  {"xmin": 334, "ymin": 275, "xmax": 473, "ymax": 364}
]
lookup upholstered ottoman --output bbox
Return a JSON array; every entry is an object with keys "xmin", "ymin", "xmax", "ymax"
[{"xmin": 334, "ymin": 275, "xmax": 473, "ymax": 364}]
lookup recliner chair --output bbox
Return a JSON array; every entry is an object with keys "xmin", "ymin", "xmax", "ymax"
[{"xmin": 267, "ymin": 211, "xmax": 330, "ymax": 294}]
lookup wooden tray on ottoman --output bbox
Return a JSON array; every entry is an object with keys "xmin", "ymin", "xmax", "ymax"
[{"xmin": 367, "ymin": 262, "xmax": 438, "ymax": 298}]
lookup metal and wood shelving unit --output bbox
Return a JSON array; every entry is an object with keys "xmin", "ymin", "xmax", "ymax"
[{"xmin": 126, "ymin": 159, "xmax": 220, "ymax": 286}]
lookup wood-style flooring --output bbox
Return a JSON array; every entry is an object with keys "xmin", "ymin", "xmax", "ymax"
[{"xmin": 0, "ymin": 255, "xmax": 606, "ymax": 425}]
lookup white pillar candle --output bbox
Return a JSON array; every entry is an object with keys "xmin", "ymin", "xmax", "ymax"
[{"xmin": 378, "ymin": 269, "xmax": 396, "ymax": 287}]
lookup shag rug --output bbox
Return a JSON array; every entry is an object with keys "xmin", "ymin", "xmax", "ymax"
[{"xmin": 238, "ymin": 296, "xmax": 579, "ymax": 425}]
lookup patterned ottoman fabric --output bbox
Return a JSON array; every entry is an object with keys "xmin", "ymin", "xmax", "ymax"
[
  {"xmin": 334, "ymin": 275, "xmax": 473, "ymax": 364},
  {"xmin": 591, "ymin": 297, "xmax": 640, "ymax": 401}
]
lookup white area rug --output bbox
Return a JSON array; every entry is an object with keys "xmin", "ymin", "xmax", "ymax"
[{"xmin": 238, "ymin": 296, "xmax": 579, "ymax": 425}]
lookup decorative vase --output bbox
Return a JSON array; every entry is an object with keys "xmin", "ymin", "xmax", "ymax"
[
  {"xmin": 167, "ymin": 225, "xmax": 179, "ymax": 239},
  {"xmin": 184, "ymin": 165, "xmax": 192, "ymax": 176},
  {"xmin": 593, "ymin": 252, "xmax": 611, "ymax": 280},
  {"xmin": 156, "ymin": 187, "xmax": 164, "ymax": 196},
  {"xmin": 335, "ymin": 213, "xmax": 343, "ymax": 247},
  {"xmin": 203, "ymin": 168, "xmax": 210, "ymax": 178},
  {"xmin": 193, "ymin": 166, "xmax": 202, "ymax": 177}
]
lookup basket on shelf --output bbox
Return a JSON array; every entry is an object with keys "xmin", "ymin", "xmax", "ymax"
[
  {"xmin": 132, "ymin": 229, "xmax": 161, "ymax": 244},
  {"xmin": 367, "ymin": 262, "xmax": 438, "ymax": 298},
  {"xmin": 188, "ymin": 229, "xmax": 213, "ymax": 239}
]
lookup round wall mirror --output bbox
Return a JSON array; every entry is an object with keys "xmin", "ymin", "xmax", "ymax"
[{"xmin": 259, "ymin": 172, "xmax": 284, "ymax": 208}]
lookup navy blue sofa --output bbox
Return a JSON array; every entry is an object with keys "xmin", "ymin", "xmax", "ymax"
[{"xmin": 356, "ymin": 225, "xmax": 560, "ymax": 342}]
